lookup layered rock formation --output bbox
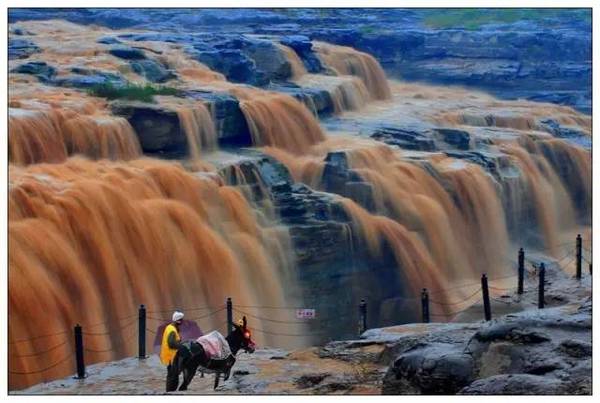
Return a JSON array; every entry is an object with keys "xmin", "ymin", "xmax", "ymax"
[{"xmin": 7, "ymin": 10, "xmax": 591, "ymax": 393}]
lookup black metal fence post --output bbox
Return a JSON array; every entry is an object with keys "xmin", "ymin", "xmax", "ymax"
[
  {"xmin": 74, "ymin": 324, "xmax": 85, "ymax": 379},
  {"xmin": 518, "ymin": 247, "xmax": 525, "ymax": 294},
  {"xmin": 421, "ymin": 288, "xmax": 430, "ymax": 323},
  {"xmin": 481, "ymin": 274, "xmax": 491, "ymax": 321},
  {"xmin": 138, "ymin": 304, "xmax": 146, "ymax": 359},
  {"xmin": 538, "ymin": 263, "xmax": 546, "ymax": 309},
  {"xmin": 576, "ymin": 234, "xmax": 582, "ymax": 279},
  {"xmin": 226, "ymin": 297, "xmax": 233, "ymax": 336},
  {"xmin": 358, "ymin": 299, "xmax": 367, "ymax": 335}
]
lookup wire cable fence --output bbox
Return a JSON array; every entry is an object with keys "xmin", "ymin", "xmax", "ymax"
[
  {"xmin": 428, "ymin": 288, "xmax": 481, "ymax": 306},
  {"xmin": 146, "ymin": 306, "xmax": 226, "ymax": 322},
  {"xmin": 232, "ymin": 307, "xmax": 316, "ymax": 325},
  {"xmin": 430, "ymin": 304, "xmax": 476, "ymax": 319},
  {"xmin": 250, "ymin": 326, "xmax": 325, "ymax": 337},
  {"xmin": 9, "ymin": 236, "xmax": 591, "ymax": 382}
]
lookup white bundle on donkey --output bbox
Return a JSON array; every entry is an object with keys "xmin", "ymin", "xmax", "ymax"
[{"xmin": 196, "ymin": 331, "xmax": 232, "ymax": 361}]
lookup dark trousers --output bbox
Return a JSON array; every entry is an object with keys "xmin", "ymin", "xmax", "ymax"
[{"xmin": 166, "ymin": 362, "xmax": 179, "ymax": 392}]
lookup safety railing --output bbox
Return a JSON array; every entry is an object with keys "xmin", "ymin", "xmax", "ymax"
[{"xmin": 8, "ymin": 234, "xmax": 591, "ymax": 383}]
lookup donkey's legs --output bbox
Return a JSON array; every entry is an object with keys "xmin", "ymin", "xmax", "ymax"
[
  {"xmin": 178, "ymin": 363, "xmax": 199, "ymax": 391},
  {"xmin": 177, "ymin": 343, "xmax": 209, "ymax": 391},
  {"xmin": 223, "ymin": 357, "xmax": 236, "ymax": 381},
  {"xmin": 214, "ymin": 373, "xmax": 220, "ymax": 390}
]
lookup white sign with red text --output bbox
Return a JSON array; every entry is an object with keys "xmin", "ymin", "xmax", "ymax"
[{"xmin": 296, "ymin": 309, "xmax": 316, "ymax": 319}]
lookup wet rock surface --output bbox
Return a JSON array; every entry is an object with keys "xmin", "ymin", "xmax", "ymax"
[
  {"xmin": 370, "ymin": 127, "xmax": 437, "ymax": 151},
  {"xmin": 54, "ymin": 68, "xmax": 126, "ymax": 89},
  {"xmin": 8, "ymin": 38, "xmax": 40, "ymax": 60},
  {"xmin": 111, "ymin": 101, "xmax": 187, "ymax": 158},
  {"xmin": 109, "ymin": 46, "xmax": 147, "ymax": 60},
  {"xmin": 11, "ymin": 61, "xmax": 57, "ymax": 82},
  {"xmin": 220, "ymin": 153, "xmax": 411, "ymax": 341},
  {"xmin": 186, "ymin": 91, "xmax": 253, "ymax": 146},
  {"xmin": 381, "ymin": 266, "xmax": 592, "ymax": 395},
  {"xmin": 129, "ymin": 59, "xmax": 175, "ymax": 83}
]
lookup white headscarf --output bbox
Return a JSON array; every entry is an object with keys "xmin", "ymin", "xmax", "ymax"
[{"xmin": 172, "ymin": 311, "xmax": 184, "ymax": 322}]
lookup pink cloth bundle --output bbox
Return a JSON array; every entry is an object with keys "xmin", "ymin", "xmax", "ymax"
[{"xmin": 196, "ymin": 330, "xmax": 231, "ymax": 360}]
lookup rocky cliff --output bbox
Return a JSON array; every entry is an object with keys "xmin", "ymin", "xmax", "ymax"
[{"xmin": 7, "ymin": 9, "xmax": 592, "ymax": 393}]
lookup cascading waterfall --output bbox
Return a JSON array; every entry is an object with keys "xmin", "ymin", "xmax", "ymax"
[
  {"xmin": 313, "ymin": 41, "xmax": 392, "ymax": 100},
  {"xmin": 8, "ymin": 19, "xmax": 592, "ymax": 391},
  {"xmin": 275, "ymin": 43, "xmax": 308, "ymax": 79},
  {"xmin": 157, "ymin": 97, "xmax": 219, "ymax": 161},
  {"xmin": 8, "ymin": 97, "xmax": 141, "ymax": 165},
  {"xmin": 228, "ymin": 87, "xmax": 326, "ymax": 154},
  {"xmin": 8, "ymin": 158, "xmax": 303, "ymax": 390},
  {"xmin": 495, "ymin": 139, "xmax": 576, "ymax": 255}
]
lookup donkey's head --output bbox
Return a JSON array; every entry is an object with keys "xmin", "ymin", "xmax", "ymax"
[{"xmin": 232, "ymin": 316, "xmax": 256, "ymax": 354}]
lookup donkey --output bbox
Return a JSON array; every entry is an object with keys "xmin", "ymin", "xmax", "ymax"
[{"xmin": 172, "ymin": 316, "xmax": 256, "ymax": 391}]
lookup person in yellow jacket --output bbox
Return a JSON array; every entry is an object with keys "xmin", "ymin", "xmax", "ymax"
[{"xmin": 161, "ymin": 310, "xmax": 184, "ymax": 392}]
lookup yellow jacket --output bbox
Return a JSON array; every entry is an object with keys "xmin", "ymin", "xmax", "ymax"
[{"xmin": 160, "ymin": 323, "xmax": 180, "ymax": 365}]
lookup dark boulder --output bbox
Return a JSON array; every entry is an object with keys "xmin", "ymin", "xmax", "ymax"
[
  {"xmin": 190, "ymin": 36, "xmax": 295, "ymax": 85},
  {"xmin": 281, "ymin": 35, "xmax": 312, "ymax": 52},
  {"xmin": 97, "ymin": 36, "xmax": 122, "ymax": 45},
  {"xmin": 109, "ymin": 47, "xmax": 146, "ymax": 60},
  {"xmin": 443, "ymin": 150, "xmax": 501, "ymax": 174},
  {"xmin": 382, "ymin": 344, "xmax": 474, "ymax": 394},
  {"xmin": 268, "ymin": 83, "xmax": 334, "ymax": 116},
  {"xmin": 558, "ymin": 339, "xmax": 592, "ymax": 359},
  {"xmin": 241, "ymin": 39, "xmax": 292, "ymax": 82},
  {"xmin": 111, "ymin": 101, "xmax": 187, "ymax": 158},
  {"xmin": 53, "ymin": 74, "xmax": 125, "ymax": 89},
  {"xmin": 433, "ymin": 128, "xmax": 471, "ymax": 150},
  {"xmin": 538, "ymin": 119, "xmax": 589, "ymax": 140},
  {"xmin": 185, "ymin": 91, "xmax": 252, "ymax": 147},
  {"xmin": 459, "ymin": 374, "xmax": 564, "ymax": 395},
  {"xmin": 10, "ymin": 27, "xmax": 33, "ymax": 36},
  {"xmin": 319, "ymin": 151, "xmax": 376, "ymax": 212},
  {"xmin": 280, "ymin": 35, "xmax": 323, "ymax": 73},
  {"xmin": 321, "ymin": 151, "xmax": 350, "ymax": 193},
  {"xmin": 370, "ymin": 127, "xmax": 436, "ymax": 151},
  {"xmin": 129, "ymin": 59, "xmax": 174, "ymax": 83},
  {"xmin": 192, "ymin": 49, "xmax": 260, "ymax": 85},
  {"xmin": 11, "ymin": 61, "xmax": 56, "ymax": 82},
  {"xmin": 118, "ymin": 32, "xmax": 192, "ymax": 44},
  {"xmin": 53, "ymin": 67, "xmax": 126, "ymax": 89},
  {"xmin": 8, "ymin": 38, "xmax": 40, "ymax": 60},
  {"xmin": 295, "ymin": 373, "xmax": 330, "ymax": 389}
]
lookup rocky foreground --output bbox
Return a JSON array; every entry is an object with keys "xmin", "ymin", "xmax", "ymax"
[{"xmin": 16, "ymin": 262, "xmax": 591, "ymax": 395}]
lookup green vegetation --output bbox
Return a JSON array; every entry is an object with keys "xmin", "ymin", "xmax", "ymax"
[
  {"xmin": 87, "ymin": 83, "xmax": 180, "ymax": 103},
  {"xmin": 422, "ymin": 8, "xmax": 591, "ymax": 30}
]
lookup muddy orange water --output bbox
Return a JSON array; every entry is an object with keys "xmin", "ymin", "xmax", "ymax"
[{"xmin": 8, "ymin": 19, "xmax": 591, "ymax": 391}]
